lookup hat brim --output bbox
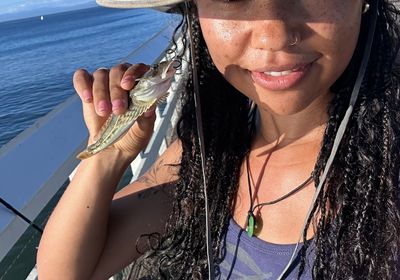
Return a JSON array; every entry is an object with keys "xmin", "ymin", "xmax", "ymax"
[{"xmin": 96, "ymin": 0, "xmax": 185, "ymax": 9}]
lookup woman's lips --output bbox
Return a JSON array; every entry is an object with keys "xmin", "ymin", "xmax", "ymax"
[{"xmin": 250, "ymin": 63, "xmax": 312, "ymax": 91}]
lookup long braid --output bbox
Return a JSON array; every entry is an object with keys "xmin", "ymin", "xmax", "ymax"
[
  {"xmin": 307, "ymin": 1, "xmax": 400, "ymax": 279},
  {"xmin": 297, "ymin": 89, "xmax": 348, "ymax": 278},
  {"xmin": 131, "ymin": 3, "xmax": 250, "ymax": 278}
]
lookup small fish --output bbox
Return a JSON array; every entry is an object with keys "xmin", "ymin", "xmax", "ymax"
[{"xmin": 77, "ymin": 60, "xmax": 179, "ymax": 160}]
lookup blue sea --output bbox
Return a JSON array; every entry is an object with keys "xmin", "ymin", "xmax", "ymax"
[
  {"xmin": 0, "ymin": 7, "xmax": 178, "ymax": 279},
  {"xmin": 0, "ymin": 6, "xmax": 177, "ymax": 148}
]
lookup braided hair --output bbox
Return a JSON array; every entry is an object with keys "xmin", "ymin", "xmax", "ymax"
[{"xmin": 131, "ymin": 1, "xmax": 400, "ymax": 279}]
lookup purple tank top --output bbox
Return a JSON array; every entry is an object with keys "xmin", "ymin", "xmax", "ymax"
[{"xmin": 217, "ymin": 219, "xmax": 314, "ymax": 279}]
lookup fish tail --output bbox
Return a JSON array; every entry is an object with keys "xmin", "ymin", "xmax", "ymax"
[{"xmin": 77, "ymin": 150, "xmax": 93, "ymax": 160}]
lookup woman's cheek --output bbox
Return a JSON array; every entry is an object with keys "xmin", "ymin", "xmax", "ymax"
[
  {"xmin": 307, "ymin": 19, "xmax": 359, "ymax": 81},
  {"xmin": 200, "ymin": 19, "xmax": 245, "ymax": 74}
]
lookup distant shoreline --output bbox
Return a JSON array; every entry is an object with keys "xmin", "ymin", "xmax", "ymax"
[{"xmin": 0, "ymin": 3, "xmax": 98, "ymax": 24}]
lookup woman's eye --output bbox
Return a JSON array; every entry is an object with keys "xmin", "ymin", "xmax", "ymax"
[
  {"xmin": 212, "ymin": 0, "xmax": 247, "ymax": 7},
  {"xmin": 208, "ymin": 0, "xmax": 251, "ymax": 13},
  {"xmin": 212, "ymin": 0, "xmax": 244, "ymax": 3}
]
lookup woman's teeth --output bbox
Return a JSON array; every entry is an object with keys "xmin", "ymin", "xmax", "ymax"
[{"xmin": 264, "ymin": 68, "xmax": 299, "ymax": 77}]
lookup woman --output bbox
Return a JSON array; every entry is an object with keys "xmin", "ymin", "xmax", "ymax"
[{"xmin": 37, "ymin": 0, "xmax": 400, "ymax": 279}]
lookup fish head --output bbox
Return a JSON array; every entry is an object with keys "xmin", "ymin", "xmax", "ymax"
[
  {"xmin": 157, "ymin": 59, "xmax": 180, "ymax": 79},
  {"xmin": 132, "ymin": 60, "xmax": 180, "ymax": 101}
]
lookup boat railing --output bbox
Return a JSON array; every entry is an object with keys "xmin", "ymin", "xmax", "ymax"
[{"xmin": 0, "ymin": 21, "xmax": 186, "ymax": 280}]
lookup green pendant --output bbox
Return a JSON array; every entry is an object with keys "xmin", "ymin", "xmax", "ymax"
[
  {"xmin": 254, "ymin": 211, "xmax": 263, "ymax": 236},
  {"xmin": 246, "ymin": 212, "xmax": 255, "ymax": 237}
]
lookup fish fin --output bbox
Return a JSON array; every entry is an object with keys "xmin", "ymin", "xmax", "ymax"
[
  {"xmin": 94, "ymin": 114, "xmax": 115, "ymax": 142},
  {"xmin": 155, "ymin": 92, "xmax": 169, "ymax": 105},
  {"xmin": 129, "ymin": 96, "xmax": 156, "ymax": 112}
]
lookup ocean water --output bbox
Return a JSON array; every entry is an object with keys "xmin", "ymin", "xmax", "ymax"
[
  {"xmin": 0, "ymin": 6, "xmax": 177, "ymax": 148},
  {"xmin": 0, "ymin": 7, "xmax": 178, "ymax": 280}
]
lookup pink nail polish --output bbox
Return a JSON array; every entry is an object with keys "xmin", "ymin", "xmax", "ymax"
[
  {"xmin": 98, "ymin": 100, "xmax": 109, "ymax": 112},
  {"xmin": 83, "ymin": 89, "xmax": 92, "ymax": 102},
  {"xmin": 112, "ymin": 99, "xmax": 126, "ymax": 112},
  {"xmin": 121, "ymin": 75, "xmax": 133, "ymax": 86},
  {"xmin": 144, "ymin": 109, "xmax": 156, "ymax": 118}
]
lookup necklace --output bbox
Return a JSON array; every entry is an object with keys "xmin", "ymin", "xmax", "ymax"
[{"xmin": 245, "ymin": 155, "xmax": 314, "ymax": 237}]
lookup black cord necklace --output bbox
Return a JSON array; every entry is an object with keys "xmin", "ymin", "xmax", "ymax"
[{"xmin": 245, "ymin": 155, "xmax": 314, "ymax": 237}]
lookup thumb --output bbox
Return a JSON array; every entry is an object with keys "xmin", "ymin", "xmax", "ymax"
[
  {"xmin": 135, "ymin": 108, "xmax": 156, "ymax": 141},
  {"xmin": 119, "ymin": 108, "xmax": 157, "ymax": 154}
]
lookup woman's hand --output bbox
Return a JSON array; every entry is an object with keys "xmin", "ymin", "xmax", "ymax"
[{"xmin": 73, "ymin": 63, "xmax": 156, "ymax": 160}]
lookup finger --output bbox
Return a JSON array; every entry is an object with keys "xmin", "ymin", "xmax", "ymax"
[
  {"xmin": 109, "ymin": 63, "xmax": 131, "ymax": 115},
  {"xmin": 73, "ymin": 69, "xmax": 105, "ymax": 137},
  {"xmin": 143, "ymin": 104, "xmax": 157, "ymax": 118},
  {"xmin": 120, "ymin": 63, "xmax": 150, "ymax": 91},
  {"xmin": 92, "ymin": 68, "xmax": 111, "ymax": 117},
  {"xmin": 73, "ymin": 69, "xmax": 93, "ymax": 103},
  {"xmin": 127, "ymin": 108, "xmax": 157, "ymax": 152},
  {"xmin": 136, "ymin": 105, "xmax": 157, "ymax": 139}
]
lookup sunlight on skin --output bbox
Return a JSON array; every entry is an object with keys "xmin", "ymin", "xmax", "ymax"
[{"xmin": 198, "ymin": 0, "xmax": 362, "ymax": 142}]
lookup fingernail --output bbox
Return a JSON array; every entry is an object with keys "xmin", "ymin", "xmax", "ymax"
[
  {"xmin": 98, "ymin": 100, "xmax": 110, "ymax": 113},
  {"xmin": 144, "ymin": 109, "xmax": 156, "ymax": 118},
  {"xmin": 83, "ymin": 89, "xmax": 92, "ymax": 102},
  {"xmin": 112, "ymin": 99, "xmax": 127, "ymax": 112},
  {"xmin": 121, "ymin": 75, "xmax": 134, "ymax": 86}
]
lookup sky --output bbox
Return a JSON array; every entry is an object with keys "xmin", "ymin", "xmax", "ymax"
[{"xmin": 0, "ymin": 0, "xmax": 96, "ymax": 22}]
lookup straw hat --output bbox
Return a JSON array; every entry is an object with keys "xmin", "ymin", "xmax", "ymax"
[{"xmin": 96, "ymin": 0, "xmax": 186, "ymax": 8}]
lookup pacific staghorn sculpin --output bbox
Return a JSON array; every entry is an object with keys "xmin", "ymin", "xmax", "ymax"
[{"xmin": 77, "ymin": 60, "xmax": 180, "ymax": 160}]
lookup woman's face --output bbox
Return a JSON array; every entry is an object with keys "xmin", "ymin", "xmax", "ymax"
[{"xmin": 196, "ymin": 0, "xmax": 363, "ymax": 115}]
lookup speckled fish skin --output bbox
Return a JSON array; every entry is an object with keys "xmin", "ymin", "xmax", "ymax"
[{"xmin": 77, "ymin": 60, "xmax": 179, "ymax": 160}]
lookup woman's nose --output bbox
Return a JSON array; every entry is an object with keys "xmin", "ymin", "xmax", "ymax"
[{"xmin": 250, "ymin": 20, "xmax": 298, "ymax": 52}]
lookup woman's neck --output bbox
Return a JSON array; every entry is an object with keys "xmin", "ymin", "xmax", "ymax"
[{"xmin": 254, "ymin": 91, "xmax": 331, "ymax": 152}]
